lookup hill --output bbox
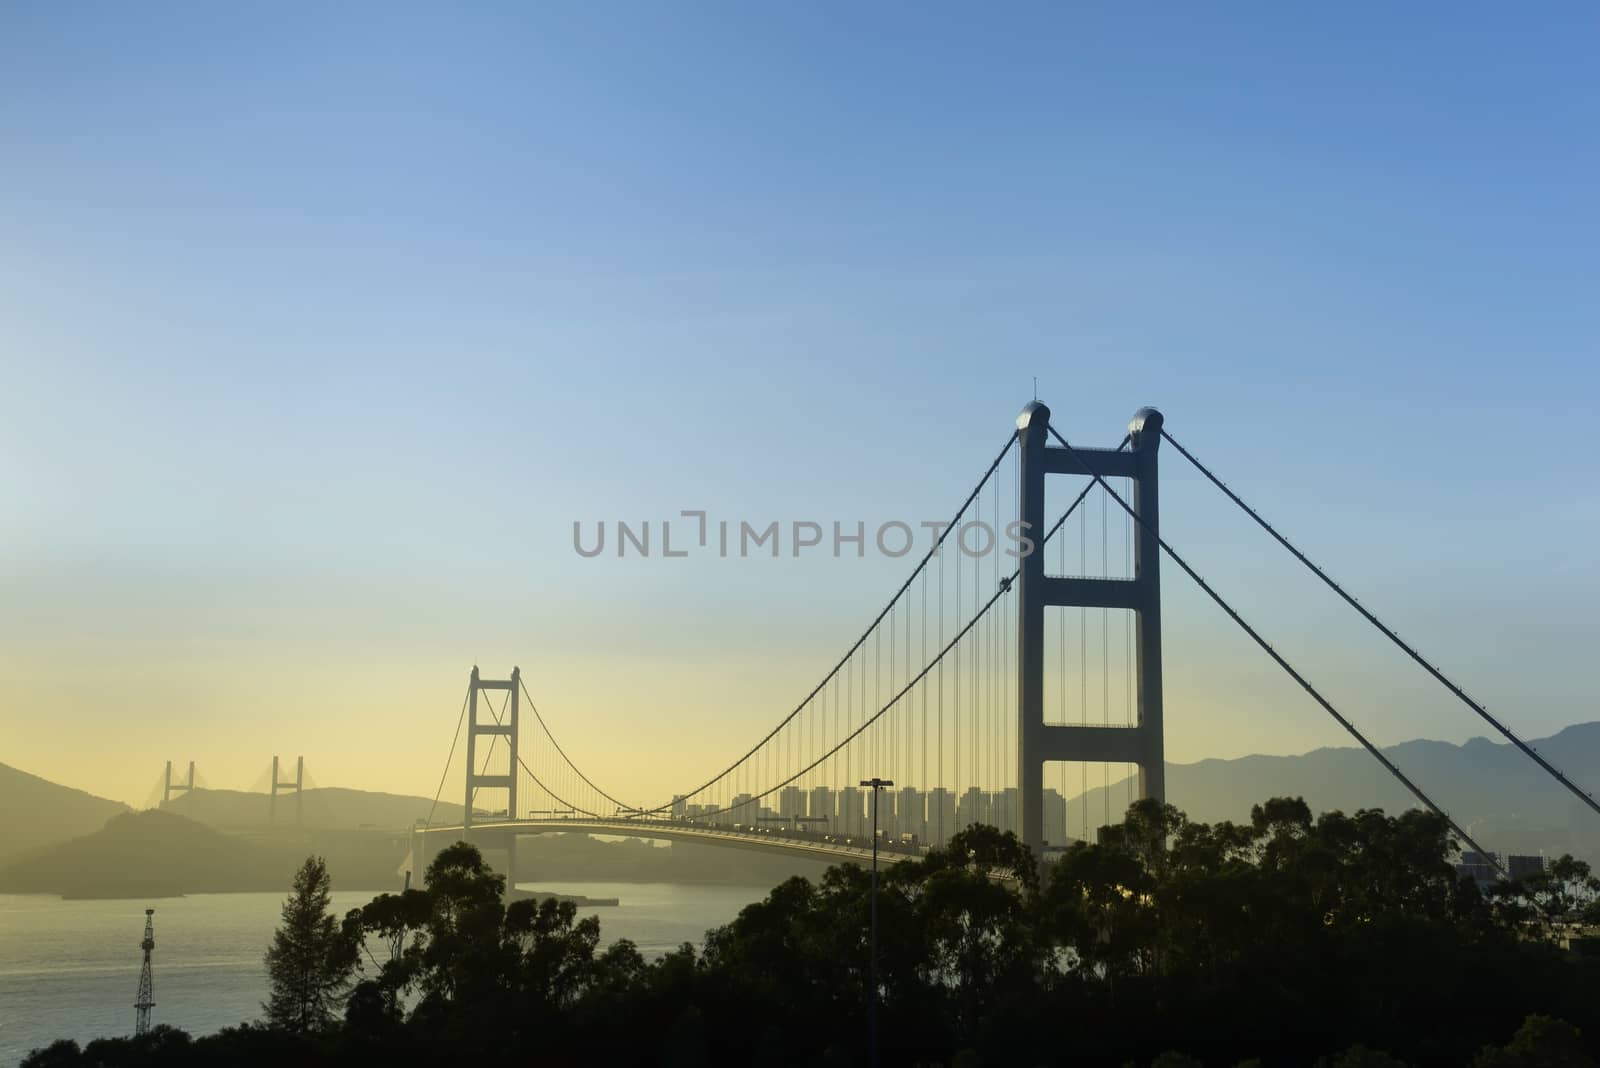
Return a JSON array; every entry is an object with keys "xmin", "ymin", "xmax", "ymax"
[
  {"xmin": 0, "ymin": 762, "xmax": 128, "ymax": 864},
  {"xmin": 1067, "ymin": 722, "xmax": 1600, "ymax": 861},
  {"xmin": 160, "ymin": 786, "xmax": 465, "ymax": 832},
  {"xmin": 0, "ymin": 809, "xmax": 412, "ymax": 897}
]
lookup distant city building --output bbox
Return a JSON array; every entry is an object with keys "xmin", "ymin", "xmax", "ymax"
[
  {"xmin": 897, "ymin": 786, "xmax": 926, "ymax": 842},
  {"xmin": 995, "ymin": 788, "xmax": 1019, "ymax": 835},
  {"xmin": 1508, "ymin": 854, "xmax": 1546, "ymax": 882},
  {"xmin": 671, "ymin": 795, "xmax": 687, "ymax": 821},
  {"xmin": 957, "ymin": 786, "xmax": 986, "ymax": 829},
  {"xmin": 926, "ymin": 788, "xmax": 956, "ymax": 846},
  {"xmin": 808, "ymin": 786, "xmax": 836, "ymax": 825},
  {"xmin": 1459, "ymin": 856, "xmax": 1504, "ymax": 888},
  {"xmin": 837, "ymin": 787, "xmax": 863, "ymax": 837},
  {"xmin": 874, "ymin": 789, "xmax": 897, "ymax": 840},
  {"xmin": 1042, "ymin": 788, "xmax": 1067, "ymax": 847},
  {"xmin": 1454, "ymin": 850, "xmax": 1550, "ymax": 888},
  {"xmin": 778, "ymin": 786, "xmax": 806, "ymax": 820}
]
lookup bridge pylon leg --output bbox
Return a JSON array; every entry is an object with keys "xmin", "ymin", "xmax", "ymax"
[{"xmin": 1015, "ymin": 403, "xmax": 1166, "ymax": 857}]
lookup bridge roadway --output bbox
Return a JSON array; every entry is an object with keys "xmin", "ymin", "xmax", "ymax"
[{"xmin": 415, "ymin": 816, "xmax": 928, "ymax": 866}]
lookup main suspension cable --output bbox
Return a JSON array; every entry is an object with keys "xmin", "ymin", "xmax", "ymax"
[
  {"xmin": 1161, "ymin": 427, "xmax": 1600, "ymax": 822},
  {"xmin": 1049, "ymin": 425, "xmax": 1506, "ymax": 878},
  {"xmin": 519, "ymin": 675, "xmax": 634, "ymax": 812},
  {"xmin": 424, "ymin": 684, "xmax": 472, "ymax": 829},
  {"xmin": 668, "ymin": 446, "xmax": 1125, "ymax": 822},
  {"xmin": 516, "ymin": 752, "xmax": 604, "ymax": 818},
  {"xmin": 636, "ymin": 433, "xmax": 1019, "ymax": 814}
]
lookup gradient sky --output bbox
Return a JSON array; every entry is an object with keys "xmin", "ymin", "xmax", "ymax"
[{"xmin": 2, "ymin": 3, "xmax": 1596, "ymax": 811}]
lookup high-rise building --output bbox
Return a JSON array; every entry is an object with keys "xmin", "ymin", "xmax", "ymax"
[
  {"xmin": 1042, "ymin": 788, "xmax": 1067, "ymax": 847},
  {"xmin": 1456, "ymin": 851, "xmax": 1501, "ymax": 888},
  {"xmin": 1508, "ymin": 854, "xmax": 1546, "ymax": 881},
  {"xmin": 870, "ymin": 788, "xmax": 895, "ymax": 840},
  {"xmin": 957, "ymin": 786, "xmax": 986, "ymax": 829},
  {"xmin": 896, "ymin": 786, "xmax": 926, "ymax": 842},
  {"xmin": 778, "ymin": 786, "xmax": 806, "ymax": 820},
  {"xmin": 926, "ymin": 788, "xmax": 956, "ymax": 847},
  {"xmin": 808, "ymin": 786, "xmax": 836, "ymax": 827},
  {"xmin": 994, "ymin": 788, "xmax": 1019, "ymax": 834},
  {"xmin": 837, "ymin": 787, "xmax": 863, "ymax": 837}
]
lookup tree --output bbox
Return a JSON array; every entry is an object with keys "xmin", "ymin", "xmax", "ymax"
[
  {"xmin": 1492, "ymin": 856, "xmax": 1600, "ymax": 940},
  {"xmin": 342, "ymin": 886, "xmax": 432, "ymax": 1026},
  {"xmin": 264, "ymin": 855, "xmax": 356, "ymax": 1032},
  {"xmin": 1474, "ymin": 1016, "xmax": 1595, "ymax": 1068}
]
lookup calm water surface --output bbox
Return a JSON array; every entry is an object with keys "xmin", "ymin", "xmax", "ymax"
[{"xmin": 0, "ymin": 882, "xmax": 767, "ymax": 1065}]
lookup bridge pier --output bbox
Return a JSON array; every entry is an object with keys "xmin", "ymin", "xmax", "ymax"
[
  {"xmin": 410, "ymin": 823, "xmax": 522, "ymax": 895},
  {"xmin": 1015, "ymin": 402, "xmax": 1166, "ymax": 856}
]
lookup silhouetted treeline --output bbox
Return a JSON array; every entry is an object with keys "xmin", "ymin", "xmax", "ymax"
[{"xmin": 22, "ymin": 798, "xmax": 1600, "ymax": 1067}]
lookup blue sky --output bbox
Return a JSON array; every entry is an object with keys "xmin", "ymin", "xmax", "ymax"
[{"xmin": 2, "ymin": 3, "xmax": 1596, "ymax": 808}]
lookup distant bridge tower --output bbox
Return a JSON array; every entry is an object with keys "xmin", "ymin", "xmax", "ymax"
[
  {"xmin": 464, "ymin": 666, "xmax": 519, "ymax": 829},
  {"xmin": 134, "ymin": 908, "xmax": 155, "ymax": 1036},
  {"xmin": 1016, "ymin": 403, "xmax": 1165, "ymax": 856},
  {"xmin": 162, "ymin": 760, "xmax": 195, "ymax": 815},
  {"xmin": 270, "ymin": 755, "xmax": 303, "ymax": 827}
]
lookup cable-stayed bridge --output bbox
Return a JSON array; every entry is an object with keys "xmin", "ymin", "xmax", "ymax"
[
  {"xmin": 146, "ymin": 755, "xmax": 316, "ymax": 827},
  {"xmin": 414, "ymin": 402, "xmax": 1599, "ymax": 880}
]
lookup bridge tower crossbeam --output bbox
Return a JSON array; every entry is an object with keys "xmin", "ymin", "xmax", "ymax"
[
  {"xmin": 162, "ymin": 760, "xmax": 195, "ymax": 815},
  {"xmin": 1016, "ymin": 402, "xmax": 1165, "ymax": 856}
]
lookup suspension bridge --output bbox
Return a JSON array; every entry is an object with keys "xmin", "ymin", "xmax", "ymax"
[{"xmin": 411, "ymin": 402, "xmax": 1599, "ymax": 882}]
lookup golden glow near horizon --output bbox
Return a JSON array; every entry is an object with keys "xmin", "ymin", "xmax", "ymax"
[{"xmin": 0, "ymin": 537, "xmax": 1576, "ymax": 811}]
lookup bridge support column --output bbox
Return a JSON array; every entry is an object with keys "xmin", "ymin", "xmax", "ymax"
[
  {"xmin": 270, "ymin": 755, "xmax": 304, "ymax": 828},
  {"xmin": 1015, "ymin": 403, "xmax": 1166, "ymax": 857},
  {"xmin": 1016, "ymin": 403, "xmax": 1050, "ymax": 864},
  {"xmin": 465, "ymin": 666, "xmax": 520, "ymax": 832}
]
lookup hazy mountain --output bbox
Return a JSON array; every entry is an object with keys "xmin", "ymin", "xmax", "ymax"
[
  {"xmin": 159, "ymin": 786, "xmax": 465, "ymax": 832},
  {"xmin": 0, "ymin": 809, "xmax": 412, "ymax": 897},
  {"xmin": 0, "ymin": 810, "xmax": 292, "ymax": 897},
  {"xmin": 0, "ymin": 762, "xmax": 129, "ymax": 864},
  {"xmin": 1065, "ymin": 722, "xmax": 1600, "ymax": 861}
]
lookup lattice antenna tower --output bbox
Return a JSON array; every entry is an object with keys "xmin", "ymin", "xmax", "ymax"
[{"xmin": 134, "ymin": 908, "xmax": 155, "ymax": 1036}]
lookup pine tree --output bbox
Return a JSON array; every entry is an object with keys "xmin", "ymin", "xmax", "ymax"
[{"xmin": 264, "ymin": 855, "xmax": 355, "ymax": 1031}]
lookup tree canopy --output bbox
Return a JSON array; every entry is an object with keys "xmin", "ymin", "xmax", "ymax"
[{"xmin": 24, "ymin": 797, "xmax": 1600, "ymax": 1067}]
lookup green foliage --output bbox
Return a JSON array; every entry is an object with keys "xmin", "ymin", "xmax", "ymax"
[
  {"xmin": 1474, "ymin": 1015, "xmax": 1596, "ymax": 1067},
  {"xmin": 1491, "ymin": 856, "xmax": 1600, "ymax": 938},
  {"xmin": 263, "ymin": 856, "xmax": 356, "ymax": 1032},
  {"xmin": 1148, "ymin": 1053, "xmax": 1204, "ymax": 1068}
]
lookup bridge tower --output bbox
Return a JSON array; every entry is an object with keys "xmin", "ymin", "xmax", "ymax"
[
  {"xmin": 162, "ymin": 760, "xmax": 195, "ymax": 815},
  {"xmin": 1016, "ymin": 402, "xmax": 1165, "ymax": 856},
  {"xmin": 270, "ymin": 755, "xmax": 303, "ymax": 827},
  {"xmin": 465, "ymin": 666, "xmax": 519, "ymax": 828}
]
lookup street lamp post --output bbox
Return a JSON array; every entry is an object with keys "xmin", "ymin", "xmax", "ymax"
[{"xmin": 860, "ymin": 776, "xmax": 894, "ymax": 1068}]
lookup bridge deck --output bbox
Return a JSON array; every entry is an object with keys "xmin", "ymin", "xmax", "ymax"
[{"xmin": 416, "ymin": 817, "xmax": 927, "ymax": 865}]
